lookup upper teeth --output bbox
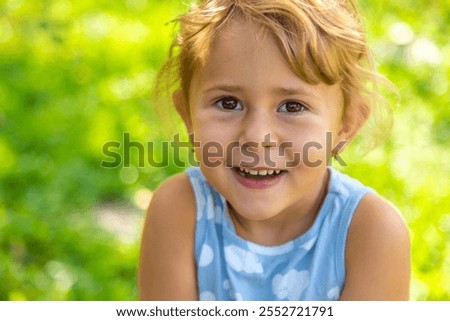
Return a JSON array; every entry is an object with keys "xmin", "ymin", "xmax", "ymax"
[{"xmin": 239, "ymin": 167, "xmax": 281, "ymax": 175}]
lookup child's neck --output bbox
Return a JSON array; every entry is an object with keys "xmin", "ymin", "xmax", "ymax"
[{"xmin": 227, "ymin": 169, "xmax": 330, "ymax": 247}]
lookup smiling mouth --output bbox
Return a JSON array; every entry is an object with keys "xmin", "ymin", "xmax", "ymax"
[{"xmin": 233, "ymin": 167, "xmax": 287, "ymax": 180}]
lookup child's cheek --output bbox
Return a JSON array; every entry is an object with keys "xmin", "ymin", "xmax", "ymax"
[
  {"xmin": 280, "ymin": 133, "xmax": 331, "ymax": 169},
  {"xmin": 192, "ymin": 125, "xmax": 232, "ymax": 167}
]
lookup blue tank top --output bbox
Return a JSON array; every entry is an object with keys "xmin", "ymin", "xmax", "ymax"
[{"xmin": 185, "ymin": 166, "xmax": 374, "ymax": 301}]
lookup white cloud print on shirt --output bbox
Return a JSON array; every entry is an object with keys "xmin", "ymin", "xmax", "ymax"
[
  {"xmin": 198, "ymin": 244, "xmax": 214, "ymax": 267},
  {"xmin": 272, "ymin": 269, "xmax": 310, "ymax": 300},
  {"xmin": 224, "ymin": 245, "xmax": 263, "ymax": 274}
]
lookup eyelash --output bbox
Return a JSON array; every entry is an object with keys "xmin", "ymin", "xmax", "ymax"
[
  {"xmin": 278, "ymin": 101, "xmax": 308, "ymax": 113},
  {"xmin": 214, "ymin": 96, "xmax": 309, "ymax": 113},
  {"xmin": 214, "ymin": 96, "xmax": 243, "ymax": 110}
]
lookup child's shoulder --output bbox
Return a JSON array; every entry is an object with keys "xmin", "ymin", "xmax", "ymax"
[
  {"xmin": 341, "ymin": 191, "xmax": 411, "ymax": 299},
  {"xmin": 351, "ymin": 192, "xmax": 409, "ymax": 243},
  {"xmin": 154, "ymin": 171, "xmax": 193, "ymax": 197},
  {"xmin": 139, "ymin": 172, "xmax": 198, "ymax": 299},
  {"xmin": 147, "ymin": 172, "xmax": 196, "ymax": 229},
  {"xmin": 328, "ymin": 168, "xmax": 409, "ymax": 259}
]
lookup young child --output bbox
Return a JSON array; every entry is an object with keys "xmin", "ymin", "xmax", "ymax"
[{"xmin": 138, "ymin": 0, "xmax": 410, "ymax": 301}]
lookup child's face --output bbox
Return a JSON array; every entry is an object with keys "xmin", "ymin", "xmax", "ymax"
[{"xmin": 179, "ymin": 17, "xmax": 349, "ymax": 222}]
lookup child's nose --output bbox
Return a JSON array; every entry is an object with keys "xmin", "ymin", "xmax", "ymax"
[{"xmin": 239, "ymin": 110, "xmax": 279, "ymax": 149}]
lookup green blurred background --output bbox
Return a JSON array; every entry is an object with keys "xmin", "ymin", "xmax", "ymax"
[{"xmin": 0, "ymin": 0, "xmax": 448, "ymax": 300}]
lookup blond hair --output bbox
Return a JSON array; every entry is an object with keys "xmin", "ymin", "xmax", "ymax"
[{"xmin": 153, "ymin": 0, "xmax": 396, "ymax": 151}]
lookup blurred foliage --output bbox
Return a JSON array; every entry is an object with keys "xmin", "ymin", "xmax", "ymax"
[{"xmin": 0, "ymin": 0, "xmax": 448, "ymax": 300}]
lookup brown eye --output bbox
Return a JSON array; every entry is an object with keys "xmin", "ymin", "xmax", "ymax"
[
  {"xmin": 278, "ymin": 101, "xmax": 307, "ymax": 113},
  {"xmin": 216, "ymin": 97, "xmax": 243, "ymax": 110}
]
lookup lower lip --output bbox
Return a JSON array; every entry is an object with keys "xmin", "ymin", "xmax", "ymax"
[{"xmin": 232, "ymin": 168, "xmax": 286, "ymax": 189}]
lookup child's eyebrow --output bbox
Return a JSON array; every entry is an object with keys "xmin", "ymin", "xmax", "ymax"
[
  {"xmin": 273, "ymin": 87, "xmax": 316, "ymax": 97},
  {"xmin": 202, "ymin": 85, "xmax": 243, "ymax": 94},
  {"xmin": 203, "ymin": 84, "xmax": 318, "ymax": 98}
]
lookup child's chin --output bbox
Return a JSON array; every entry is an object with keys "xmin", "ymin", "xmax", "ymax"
[{"xmin": 231, "ymin": 204, "xmax": 282, "ymax": 222}]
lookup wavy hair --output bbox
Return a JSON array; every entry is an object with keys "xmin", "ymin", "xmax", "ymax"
[{"xmin": 153, "ymin": 0, "xmax": 397, "ymax": 151}]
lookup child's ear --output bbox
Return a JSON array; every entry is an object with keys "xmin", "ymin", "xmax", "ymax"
[
  {"xmin": 172, "ymin": 89, "xmax": 193, "ymax": 133},
  {"xmin": 336, "ymin": 95, "xmax": 371, "ymax": 153}
]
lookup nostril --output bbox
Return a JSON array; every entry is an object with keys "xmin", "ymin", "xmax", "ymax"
[{"xmin": 240, "ymin": 133, "xmax": 277, "ymax": 150}]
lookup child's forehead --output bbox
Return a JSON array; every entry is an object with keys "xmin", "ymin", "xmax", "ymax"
[
  {"xmin": 195, "ymin": 18, "xmax": 283, "ymax": 76},
  {"xmin": 196, "ymin": 16, "xmax": 318, "ymax": 86},
  {"xmin": 181, "ymin": 1, "xmax": 364, "ymax": 103},
  {"xmin": 215, "ymin": 14, "xmax": 262, "ymax": 38},
  {"xmin": 189, "ymin": 16, "xmax": 343, "ymax": 108},
  {"xmin": 210, "ymin": 16, "xmax": 271, "ymax": 58}
]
